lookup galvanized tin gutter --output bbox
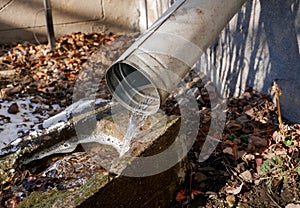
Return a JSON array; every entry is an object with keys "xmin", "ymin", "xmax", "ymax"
[{"xmin": 106, "ymin": 0, "xmax": 247, "ymax": 115}]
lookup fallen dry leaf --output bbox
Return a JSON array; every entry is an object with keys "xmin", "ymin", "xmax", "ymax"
[
  {"xmin": 226, "ymin": 195, "xmax": 236, "ymax": 208},
  {"xmin": 175, "ymin": 190, "xmax": 187, "ymax": 202},
  {"xmin": 286, "ymin": 204, "xmax": 300, "ymax": 208},
  {"xmin": 175, "ymin": 189, "xmax": 203, "ymax": 202},
  {"xmin": 272, "ymin": 131, "xmax": 285, "ymax": 143},
  {"xmin": 255, "ymin": 157, "xmax": 263, "ymax": 173},
  {"xmin": 239, "ymin": 170, "xmax": 252, "ymax": 182},
  {"xmin": 191, "ymin": 189, "xmax": 203, "ymax": 195},
  {"xmin": 225, "ymin": 182, "xmax": 243, "ymax": 195},
  {"xmin": 223, "ymin": 147, "xmax": 234, "ymax": 156},
  {"xmin": 250, "ymin": 135, "xmax": 268, "ymax": 147}
]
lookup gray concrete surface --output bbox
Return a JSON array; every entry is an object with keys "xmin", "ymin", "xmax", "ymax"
[{"xmin": 0, "ymin": 0, "xmax": 169, "ymax": 43}]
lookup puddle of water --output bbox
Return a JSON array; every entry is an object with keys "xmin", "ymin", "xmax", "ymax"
[{"xmin": 0, "ymin": 97, "xmax": 61, "ymax": 149}]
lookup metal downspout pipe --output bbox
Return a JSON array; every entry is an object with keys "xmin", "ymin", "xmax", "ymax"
[{"xmin": 106, "ymin": 0, "xmax": 247, "ymax": 115}]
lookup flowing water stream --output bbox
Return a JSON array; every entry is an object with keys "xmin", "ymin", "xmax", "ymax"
[
  {"xmin": 119, "ymin": 96, "xmax": 154, "ymax": 157},
  {"xmin": 119, "ymin": 112, "xmax": 147, "ymax": 156}
]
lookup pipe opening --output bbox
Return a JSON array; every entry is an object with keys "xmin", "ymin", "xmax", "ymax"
[{"xmin": 106, "ymin": 63, "xmax": 160, "ymax": 115}]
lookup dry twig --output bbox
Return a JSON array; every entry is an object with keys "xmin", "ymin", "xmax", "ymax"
[{"xmin": 272, "ymin": 81, "xmax": 284, "ymax": 134}]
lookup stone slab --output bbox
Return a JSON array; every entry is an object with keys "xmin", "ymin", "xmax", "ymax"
[{"xmin": 0, "ymin": 99, "xmax": 184, "ymax": 207}]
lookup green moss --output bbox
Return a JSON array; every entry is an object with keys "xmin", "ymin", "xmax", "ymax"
[
  {"xmin": 17, "ymin": 173, "xmax": 110, "ymax": 208},
  {"xmin": 227, "ymin": 134, "xmax": 237, "ymax": 141},
  {"xmin": 240, "ymin": 134, "xmax": 249, "ymax": 143},
  {"xmin": 16, "ymin": 190, "xmax": 69, "ymax": 208},
  {"xmin": 296, "ymin": 167, "xmax": 300, "ymax": 175},
  {"xmin": 73, "ymin": 174, "xmax": 110, "ymax": 205}
]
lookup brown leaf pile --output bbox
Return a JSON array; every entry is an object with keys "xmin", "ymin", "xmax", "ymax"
[
  {"xmin": 0, "ymin": 32, "xmax": 117, "ymax": 108},
  {"xmin": 175, "ymin": 87, "xmax": 300, "ymax": 208}
]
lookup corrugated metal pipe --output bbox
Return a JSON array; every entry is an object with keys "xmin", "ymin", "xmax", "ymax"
[{"xmin": 106, "ymin": 0, "xmax": 247, "ymax": 115}]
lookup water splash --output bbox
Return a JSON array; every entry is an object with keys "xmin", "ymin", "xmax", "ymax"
[
  {"xmin": 119, "ymin": 112, "xmax": 147, "ymax": 156},
  {"xmin": 119, "ymin": 96, "xmax": 153, "ymax": 157}
]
